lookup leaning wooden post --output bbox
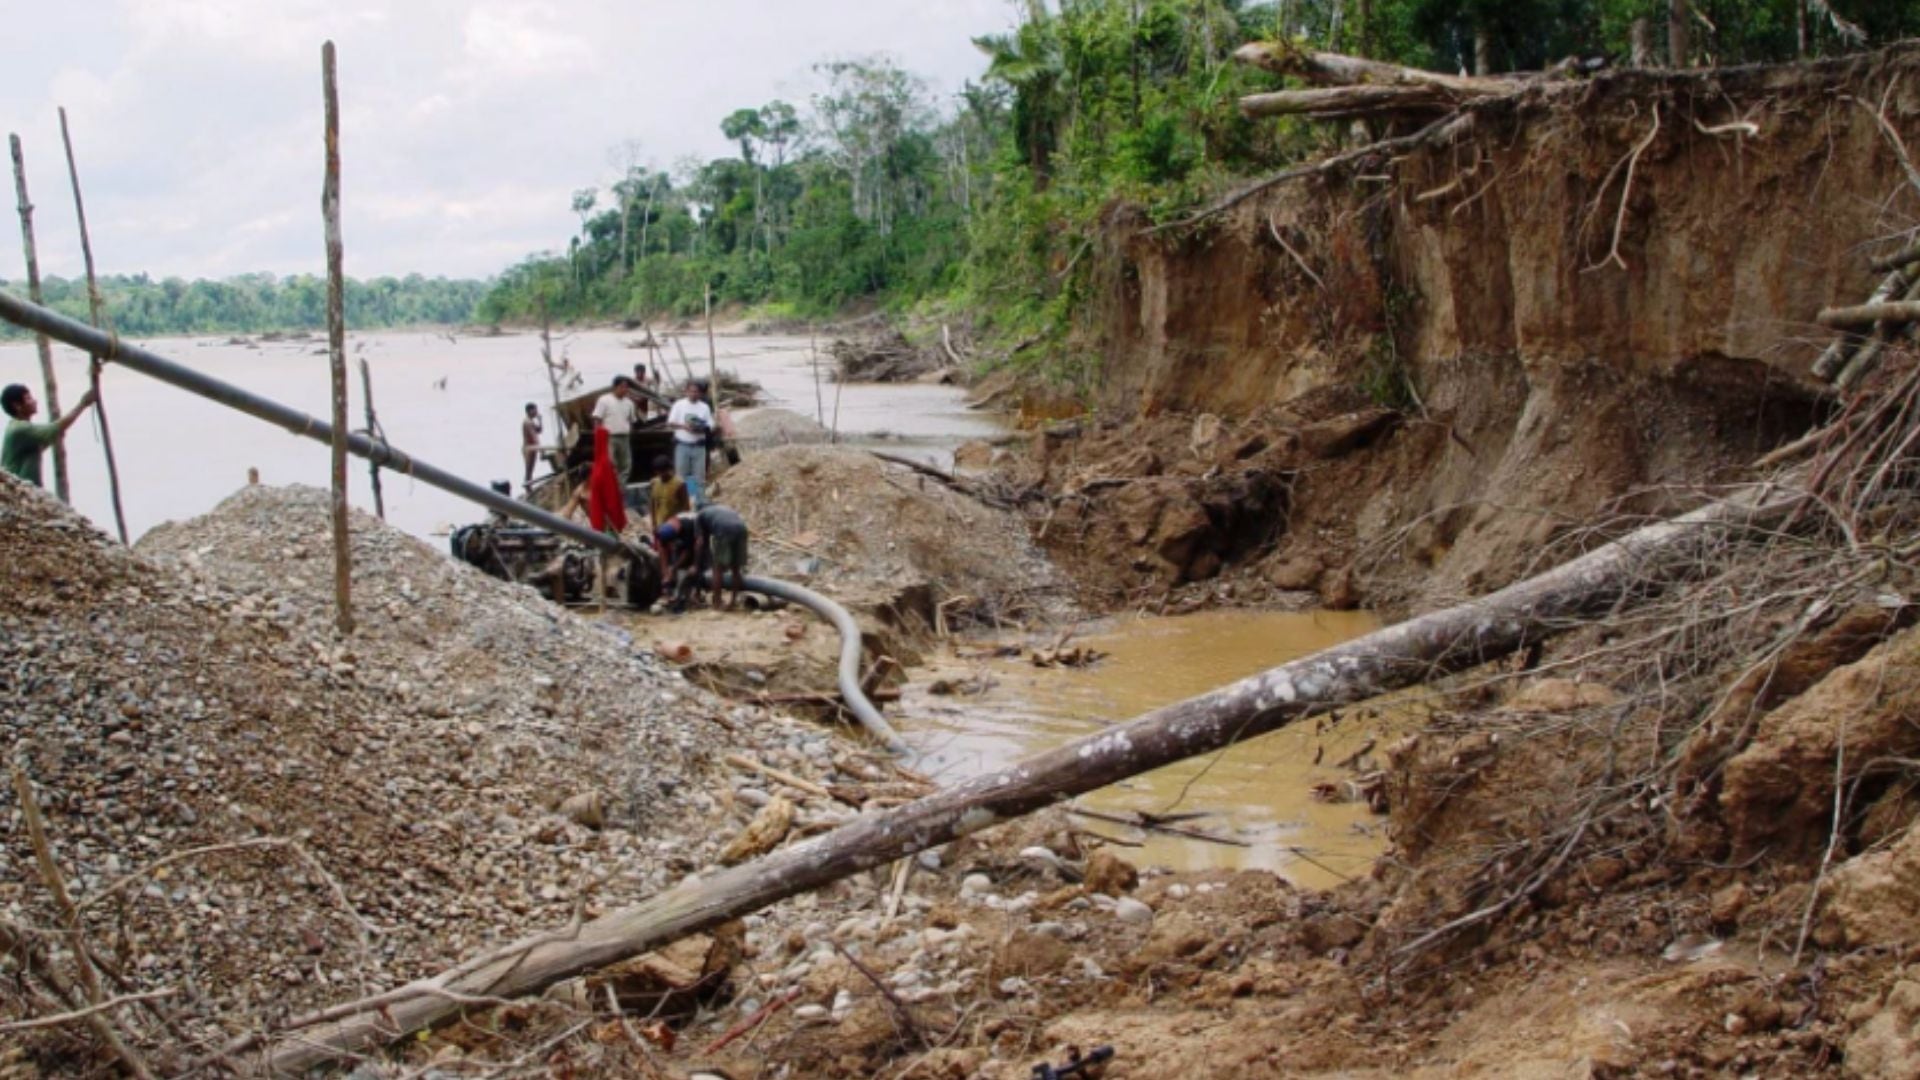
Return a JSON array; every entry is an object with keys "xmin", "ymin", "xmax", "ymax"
[
  {"xmin": 321, "ymin": 42, "xmax": 353, "ymax": 635},
  {"xmin": 9, "ymin": 134, "xmax": 69, "ymax": 503},
  {"xmin": 56, "ymin": 109, "xmax": 128, "ymax": 544},
  {"xmin": 358, "ymin": 357, "xmax": 385, "ymax": 521}
]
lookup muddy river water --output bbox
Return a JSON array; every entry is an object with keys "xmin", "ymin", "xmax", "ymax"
[
  {"xmin": 2, "ymin": 326, "xmax": 1393, "ymax": 885},
  {"xmin": 898, "ymin": 609, "xmax": 1402, "ymax": 888}
]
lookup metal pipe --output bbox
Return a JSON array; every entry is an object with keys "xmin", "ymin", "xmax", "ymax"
[
  {"xmin": 746, "ymin": 575, "xmax": 908, "ymax": 754},
  {"xmin": 0, "ymin": 289, "xmax": 905, "ymax": 750},
  {"xmin": 0, "ymin": 289, "xmax": 623, "ymax": 551}
]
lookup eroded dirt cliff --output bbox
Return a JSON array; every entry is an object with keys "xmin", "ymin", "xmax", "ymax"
[{"xmin": 1038, "ymin": 45, "xmax": 1920, "ymax": 607}]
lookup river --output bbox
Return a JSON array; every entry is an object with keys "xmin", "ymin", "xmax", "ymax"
[
  {"xmin": 3, "ymin": 324, "xmax": 1389, "ymax": 886},
  {"xmin": 0, "ymin": 327, "xmax": 1002, "ymax": 543}
]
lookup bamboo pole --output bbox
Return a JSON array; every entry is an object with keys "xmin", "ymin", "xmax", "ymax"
[
  {"xmin": 322, "ymin": 42, "xmax": 353, "ymax": 635},
  {"xmin": 261, "ymin": 473, "xmax": 1808, "ymax": 1074},
  {"xmin": 9, "ymin": 133, "xmax": 69, "ymax": 503},
  {"xmin": 56, "ymin": 108, "xmax": 128, "ymax": 545},
  {"xmin": 358, "ymin": 357, "xmax": 385, "ymax": 521}
]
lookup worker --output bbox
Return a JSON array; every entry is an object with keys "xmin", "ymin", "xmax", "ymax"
[
  {"xmin": 591, "ymin": 377, "xmax": 639, "ymax": 482},
  {"xmin": 667, "ymin": 378, "xmax": 714, "ymax": 506},
  {"xmin": 654, "ymin": 510, "xmax": 699, "ymax": 612},
  {"xmin": 631, "ymin": 363, "xmax": 655, "ymax": 419},
  {"xmin": 693, "ymin": 503, "xmax": 750, "ymax": 611},
  {"xmin": 520, "ymin": 402, "xmax": 543, "ymax": 486},
  {"xmin": 649, "ymin": 454, "xmax": 690, "ymax": 530},
  {"xmin": 2, "ymin": 383, "xmax": 98, "ymax": 488}
]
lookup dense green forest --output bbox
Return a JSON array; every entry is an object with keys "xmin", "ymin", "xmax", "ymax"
[
  {"xmin": 478, "ymin": 0, "xmax": 1917, "ymax": 367},
  {"xmin": 0, "ymin": 272, "xmax": 490, "ymax": 339}
]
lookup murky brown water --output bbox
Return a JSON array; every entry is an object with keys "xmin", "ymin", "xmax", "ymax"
[{"xmin": 899, "ymin": 608, "xmax": 1410, "ymax": 888}]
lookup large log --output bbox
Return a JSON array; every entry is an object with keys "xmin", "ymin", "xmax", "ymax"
[
  {"xmin": 1232, "ymin": 40, "xmax": 1511, "ymax": 96},
  {"xmin": 1238, "ymin": 85, "xmax": 1456, "ymax": 119},
  {"xmin": 261, "ymin": 475, "xmax": 1806, "ymax": 1074}
]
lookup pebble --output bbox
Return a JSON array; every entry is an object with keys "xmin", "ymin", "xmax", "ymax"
[
  {"xmin": 1113, "ymin": 897, "xmax": 1155, "ymax": 925},
  {"xmin": 794, "ymin": 1003, "xmax": 829, "ymax": 1022},
  {"xmin": 961, "ymin": 873, "xmax": 993, "ymax": 896}
]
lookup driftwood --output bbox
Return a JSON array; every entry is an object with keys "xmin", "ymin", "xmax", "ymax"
[
  {"xmin": 261, "ymin": 471, "xmax": 1806, "ymax": 1074},
  {"xmin": 1817, "ymin": 299, "xmax": 1920, "ymax": 329}
]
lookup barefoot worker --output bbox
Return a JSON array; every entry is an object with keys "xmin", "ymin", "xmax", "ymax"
[
  {"xmin": 2, "ymin": 383, "xmax": 98, "ymax": 488},
  {"xmin": 693, "ymin": 503, "xmax": 750, "ymax": 611},
  {"xmin": 667, "ymin": 378, "xmax": 714, "ymax": 505},
  {"xmin": 520, "ymin": 402, "xmax": 543, "ymax": 486}
]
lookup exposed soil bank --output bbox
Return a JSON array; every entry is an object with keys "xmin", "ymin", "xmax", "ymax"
[{"xmin": 1038, "ymin": 45, "xmax": 1920, "ymax": 609}]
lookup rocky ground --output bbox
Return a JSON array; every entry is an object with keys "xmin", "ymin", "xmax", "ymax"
[{"xmin": 0, "ymin": 479, "xmax": 905, "ymax": 1073}]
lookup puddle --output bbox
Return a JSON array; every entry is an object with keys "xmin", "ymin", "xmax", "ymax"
[{"xmin": 897, "ymin": 608, "xmax": 1412, "ymax": 888}]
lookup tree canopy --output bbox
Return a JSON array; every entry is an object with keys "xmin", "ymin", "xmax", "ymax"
[{"xmin": 475, "ymin": 0, "xmax": 1916, "ymax": 357}]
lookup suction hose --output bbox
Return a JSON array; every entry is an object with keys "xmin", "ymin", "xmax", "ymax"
[
  {"xmin": 0, "ymin": 289, "xmax": 905, "ymax": 753},
  {"xmin": 743, "ymin": 575, "xmax": 908, "ymax": 754}
]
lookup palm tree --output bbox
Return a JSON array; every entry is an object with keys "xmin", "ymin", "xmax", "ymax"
[{"xmin": 973, "ymin": 13, "xmax": 1063, "ymax": 186}]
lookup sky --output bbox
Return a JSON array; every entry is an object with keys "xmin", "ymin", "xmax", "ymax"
[{"xmin": 1, "ymin": 0, "xmax": 1020, "ymax": 282}]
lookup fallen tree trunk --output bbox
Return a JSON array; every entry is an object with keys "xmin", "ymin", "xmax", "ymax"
[
  {"xmin": 260, "ymin": 475, "xmax": 1806, "ymax": 1074},
  {"xmin": 1238, "ymin": 85, "xmax": 1457, "ymax": 119},
  {"xmin": 1231, "ymin": 40, "xmax": 1511, "ymax": 96}
]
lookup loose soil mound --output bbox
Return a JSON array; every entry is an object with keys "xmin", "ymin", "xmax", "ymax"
[
  {"xmin": 0, "ymin": 479, "xmax": 857, "ymax": 1070},
  {"xmin": 731, "ymin": 406, "xmax": 832, "ymax": 447},
  {"xmin": 714, "ymin": 445, "xmax": 1062, "ymax": 628}
]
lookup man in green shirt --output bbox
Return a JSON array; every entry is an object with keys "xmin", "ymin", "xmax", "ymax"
[{"xmin": 3, "ymin": 383, "xmax": 98, "ymax": 488}]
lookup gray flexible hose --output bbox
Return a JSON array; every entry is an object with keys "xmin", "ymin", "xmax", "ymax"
[{"xmin": 744, "ymin": 575, "xmax": 908, "ymax": 755}]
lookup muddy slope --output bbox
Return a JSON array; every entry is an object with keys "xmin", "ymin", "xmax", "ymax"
[{"xmin": 1075, "ymin": 46, "xmax": 1920, "ymax": 603}]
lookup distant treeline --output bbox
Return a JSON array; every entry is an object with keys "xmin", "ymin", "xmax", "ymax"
[{"xmin": 0, "ymin": 272, "xmax": 488, "ymax": 338}]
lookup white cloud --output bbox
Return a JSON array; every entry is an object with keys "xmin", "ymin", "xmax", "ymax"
[{"xmin": 0, "ymin": 0, "xmax": 1017, "ymax": 281}]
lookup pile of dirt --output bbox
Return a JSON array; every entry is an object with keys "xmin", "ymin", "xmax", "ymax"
[
  {"xmin": 0, "ymin": 479, "xmax": 884, "ymax": 1072},
  {"xmin": 1006, "ymin": 391, "xmax": 1400, "ymax": 610},
  {"xmin": 714, "ymin": 445, "xmax": 1063, "ymax": 629},
  {"xmin": 731, "ymin": 406, "xmax": 832, "ymax": 447}
]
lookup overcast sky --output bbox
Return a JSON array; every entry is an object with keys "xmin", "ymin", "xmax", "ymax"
[{"xmin": 1, "ymin": 1, "xmax": 1019, "ymax": 282}]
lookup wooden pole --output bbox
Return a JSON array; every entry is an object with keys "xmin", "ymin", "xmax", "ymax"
[
  {"xmin": 260, "ymin": 470, "xmax": 1810, "ymax": 1075},
  {"xmin": 810, "ymin": 322, "xmax": 825, "ymax": 426},
  {"xmin": 322, "ymin": 41, "xmax": 353, "ymax": 635},
  {"xmin": 56, "ymin": 109, "xmax": 128, "ymax": 545},
  {"xmin": 704, "ymin": 281, "xmax": 718, "ymax": 398},
  {"xmin": 358, "ymin": 357, "xmax": 385, "ymax": 521},
  {"xmin": 9, "ymin": 133, "xmax": 69, "ymax": 503}
]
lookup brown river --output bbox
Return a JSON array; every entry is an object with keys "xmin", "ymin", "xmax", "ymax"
[
  {"xmin": 898, "ymin": 609, "xmax": 1403, "ymax": 888},
  {"xmin": 1, "ymin": 327, "xmax": 1393, "ymax": 886}
]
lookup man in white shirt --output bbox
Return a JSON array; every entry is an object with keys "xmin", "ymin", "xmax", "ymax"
[
  {"xmin": 666, "ymin": 379, "xmax": 714, "ymax": 504},
  {"xmin": 591, "ymin": 378, "xmax": 639, "ymax": 482}
]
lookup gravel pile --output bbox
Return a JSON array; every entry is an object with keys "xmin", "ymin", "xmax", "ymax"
[
  {"xmin": 731, "ymin": 407, "xmax": 832, "ymax": 447},
  {"xmin": 714, "ymin": 445, "xmax": 1062, "ymax": 622},
  {"xmin": 0, "ymin": 478, "xmax": 851, "ymax": 1058}
]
